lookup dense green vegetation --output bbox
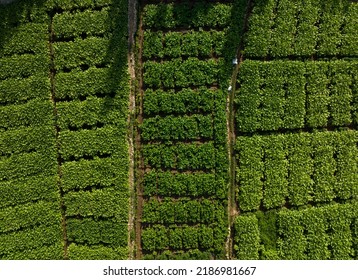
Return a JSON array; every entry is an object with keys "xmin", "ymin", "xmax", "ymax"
[
  {"xmin": 233, "ymin": 0, "xmax": 358, "ymax": 260},
  {"xmin": 139, "ymin": 0, "xmax": 246, "ymax": 260},
  {"xmin": 0, "ymin": 0, "xmax": 129, "ymax": 259},
  {"xmin": 0, "ymin": 0, "xmax": 357, "ymax": 260}
]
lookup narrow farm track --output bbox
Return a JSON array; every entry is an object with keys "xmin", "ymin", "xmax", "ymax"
[
  {"xmin": 127, "ymin": 0, "xmax": 138, "ymax": 260},
  {"xmin": 134, "ymin": 0, "xmax": 145, "ymax": 259},
  {"xmin": 226, "ymin": 0, "xmax": 254, "ymax": 259},
  {"xmin": 48, "ymin": 10, "xmax": 68, "ymax": 260}
]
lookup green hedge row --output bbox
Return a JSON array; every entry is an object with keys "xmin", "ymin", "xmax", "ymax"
[
  {"xmin": 54, "ymin": 37, "xmax": 111, "ymax": 71},
  {"xmin": 2, "ymin": 244, "xmax": 64, "ymax": 260},
  {"xmin": 0, "ymin": 54, "xmax": 49, "ymax": 80},
  {"xmin": 236, "ymin": 60, "xmax": 357, "ymax": 132},
  {"xmin": 143, "ymin": 171, "xmax": 226, "ymax": 199},
  {"xmin": 236, "ymin": 130, "xmax": 358, "ymax": 211},
  {"xmin": 57, "ymin": 96, "xmax": 127, "ymax": 130},
  {"xmin": 45, "ymin": 0, "xmax": 113, "ymax": 11},
  {"xmin": 0, "ymin": 99, "xmax": 53, "ymax": 130},
  {"xmin": 0, "ymin": 0, "xmax": 49, "ymax": 28},
  {"xmin": 0, "ymin": 23, "xmax": 48, "ymax": 57},
  {"xmin": 144, "ymin": 58, "xmax": 218, "ymax": 89},
  {"xmin": 143, "ymin": 88, "xmax": 215, "ymax": 116},
  {"xmin": 142, "ymin": 198, "xmax": 225, "ymax": 225},
  {"xmin": 0, "ymin": 151, "xmax": 56, "ymax": 181},
  {"xmin": 0, "ymin": 224, "xmax": 63, "ymax": 258},
  {"xmin": 143, "ymin": 249, "xmax": 212, "ymax": 260},
  {"xmin": 0, "ymin": 201, "xmax": 60, "ymax": 234},
  {"xmin": 142, "ymin": 223, "xmax": 226, "ymax": 253},
  {"xmin": 0, "ymin": 75, "xmax": 50, "ymax": 105},
  {"xmin": 53, "ymin": 7, "xmax": 110, "ymax": 39},
  {"xmin": 141, "ymin": 114, "xmax": 213, "ymax": 142},
  {"xmin": 55, "ymin": 67, "xmax": 119, "ymax": 99},
  {"xmin": 0, "ymin": 126, "xmax": 54, "ymax": 156},
  {"xmin": 234, "ymin": 214, "xmax": 260, "ymax": 260},
  {"xmin": 67, "ymin": 218, "xmax": 127, "ymax": 247},
  {"xmin": 63, "ymin": 188, "xmax": 128, "ymax": 220},
  {"xmin": 67, "ymin": 244, "xmax": 128, "ymax": 260},
  {"xmin": 0, "ymin": 175, "xmax": 58, "ymax": 209},
  {"xmin": 143, "ymin": 142, "xmax": 216, "ymax": 170},
  {"xmin": 143, "ymin": 2, "xmax": 232, "ymax": 29},
  {"xmin": 59, "ymin": 126, "xmax": 126, "ymax": 161},
  {"xmin": 61, "ymin": 157, "xmax": 128, "ymax": 192},
  {"xmin": 143, "ymin": 30, "xmax": 226, "ymax": 59},
  {"xmin": 244, "ymin": 0, "xmax": 357, "ymax": 57}
]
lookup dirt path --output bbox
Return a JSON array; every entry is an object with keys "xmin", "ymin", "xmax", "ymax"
[
  {"xmin": 127, "ymin": 0, "xmax": 138, "ymax": 260},
  {"xmin": 226, "ymin": 0, "xmax": 254, "ymax": 260}
]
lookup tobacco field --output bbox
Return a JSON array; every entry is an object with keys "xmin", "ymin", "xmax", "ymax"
[{"xmin": 0, "ymin": 0, "xmax": 357, "ymax": 260}]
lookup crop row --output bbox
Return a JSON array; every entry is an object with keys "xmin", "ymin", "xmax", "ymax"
[
  {"xmin": 0, "ymin": 54, "xmax": 49, "ymax": 80},
  {"xmin": 143, "ymin": 88, "xmax": 216, "ymax": 116},
  {"xmin": 143, "ymin": 171, "xmax": 226, "ymax": 199},
  {"xmin": 53, "ymin": 37, "xmax": 111, "ymax": 71},
  {"xmin": 144, "ymin": 58, "xmax": 219, "ymax": 89},
  {"xmin": 143, "ymin": 249, "xmax": 212, "ymax": 260},
  {"xmin": 236, "ymin": 60, "xmax": 358, "ymax": 132},
  {"xmin": 56, "ymin": 96, "xmax": 127, "ymax": 129},
  {"xmin": 142, "ymin": 222, "xmax": 227, "ymax": 254},
  {"xmin": 236, "ymin": 130, "xmax": 358, "ymax": 211},
  {"xmin": 143, "ymin": 142, "xmax": 216, "ymax": 171},
  {"xmin": 53, "ymin": 7, "xmax": 111, "ymax": 39},
  {"xmin": 143, "ymin": 2, "xmax": 232, "ymax": 29},
  {"xmin": 0, "ymin": 75, "xmax": 50, "ymax": 105},
  {"xmin": 141, "ymin": 114, "xmax": 213, "ymax": 142},
  {"xmin": 142, "ymin": 198, "xmax": 226, "ymax": 225},
  {"xmin": 0, "ymin": 23, "xmax": 48, "ymax": 57},
  {"xmin": 143, "ymin": 30, "xmax": 226, "ymax": 59},
  {"xmin": 244, "ymin": 0, "xmax": 358, "ymax": 57}
]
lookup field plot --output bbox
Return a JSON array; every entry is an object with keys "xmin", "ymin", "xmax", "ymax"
[
  {"xmin": 233, "ymin": 0, "xmax": 358, "ymax": 260},
  {"xmin": 50, "ymin": 0, "xmax": 129, "ymax": 259},
  {"xmin": 0, "ymin": 0, "xmax": 130, "ymax": 260},
  {"xmin": 244, "ymin": 0, "xmax": 358, "ymax": 58},
  {"xmin": 0, "ymin": 2, "xmax": 63, "ymax": 259},
  {"xmin": 138, "ymin": 0, "xmax": 246, "ymax": 259}
]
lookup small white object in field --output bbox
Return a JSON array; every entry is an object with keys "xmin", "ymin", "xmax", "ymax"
[
  {"xmin": 232, "ymin": 58, "xmax": 238, "ymax": 65},
  {"xmin": 228, "ymin": 85, "xmax": 232, "ymax": 91}
]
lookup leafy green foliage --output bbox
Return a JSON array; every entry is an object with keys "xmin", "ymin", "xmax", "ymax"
[
  {"xmin": 141, "ymin": 114, "xmax": 213, "ymax": 142},
  {"xmin": 54, "ymin": 37, "xmax": 111, "ymax": 71},
  {"xmin": 143, "ymin": 30, "xmax": 226, "ymax": 59},
  {"xmin": 144, "ymin": 58, "xmax": 218, "ymax": 88},
  {"xmin": 143, "ymin": 171, "xmax": 225, "ymax": 199},
  {"xmin": 143, "ymin": 142, "xmax": 216, "ymax": 170},
  {"xmin": 67, "ymin": 244, "xmax": 128, "ymax": 260},
  {"xmin": 236, "ymin": 60, "xmax": 356, "ymax": 132},
  {"xmin": 143, "ymin": 2, "xmax": 232, "ymax": 29},
  {"xmin": 277, "ymin": 202, "xmax": 358, "ymax": 260},
  {"xmin": 244, "ymin": 0, "xmax": 356, "ymax": 58},
  {"xmin": 234, "ymin": 214, "xmax": 260, "ymax": 259},
  {"xmin": 0, "ymin": 75, "xmax": 50, "ymax": 104},
  {"xmin": 53, "ymin": 7, "xmax": 110, "ymax": 39},
  {"xmin": 236, "ymin": 131, "xmax": 358, "ymax": 211}
]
